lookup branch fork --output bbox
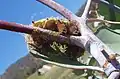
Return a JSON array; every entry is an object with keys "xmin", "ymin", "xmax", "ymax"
[
  {"xmin": 0, "ymin": 0, "xmax": 120, "ymax": 78},
  {"xmin": 36, "ymin": 0, "xmax": 120, "ymax": 78}
]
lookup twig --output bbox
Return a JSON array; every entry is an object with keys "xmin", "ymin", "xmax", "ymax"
[
  {"xmin": 87, "ymin": 18, "xmax": 120, "ymax": 25},
  {"xmin": 0, "ymin": 20, "xmax": 33, "ymax": 34},
  {"xmin": 0, "ymin": 20, "xmax": 84, "ymax": 48},
  {"xmin": 81, "ymin": 0, "xmax": 92, "ymax": 19},
  {"xmin": 0, "ymin": 20, "xmax": 68, "ymax": 44},
  {"xmin": 100, "ymin": 0, "xmax": 120, "ymax": 13},
  {"xmin": 40, "ymin": 58, "xmax": 104, "ymax": 72},
  {"xmin": 36, "ymin": 0, "xmax": 79, "ymax": 26},
  {"xmin": 30, "ymin": 49, "xmax": 104, "ymax": 72}
]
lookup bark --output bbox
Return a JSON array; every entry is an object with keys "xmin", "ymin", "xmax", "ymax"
[{"xmin": 0, "ymin": 20, "xmax": 84, "ymax": 47}]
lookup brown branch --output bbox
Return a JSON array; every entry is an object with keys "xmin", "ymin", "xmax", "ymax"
[
  {"xmin": 0, "ymin": 20, "xmax": 33, "ymax": 34},
  {"xmin": 0, "ymin": 20, "xmax": 84, "ymax": 48},
  {"xmin": 36, "ymin": 0, "xmax": 79, "ymax": 26}
]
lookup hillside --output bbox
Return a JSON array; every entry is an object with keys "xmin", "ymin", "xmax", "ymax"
[
  {"xmin": 0, "ymin": 54, "xmax": 46, "ymax": 79},
  {"xmin": 0, "ymin": 54, "xmax": 87, "ymax": 79}
]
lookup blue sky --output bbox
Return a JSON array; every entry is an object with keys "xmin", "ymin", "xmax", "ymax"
[{"xmin": 0, "ymin": 0, "xmax": 85, "ymax": 74}]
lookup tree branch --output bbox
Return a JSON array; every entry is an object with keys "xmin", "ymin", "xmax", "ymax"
[
  {"xmin": 39, "ymin": 57, "xmax": 104, "ymax": 72},
  {"xmin": 0, "ymin": 20, "xmax": 85, "ymax": 48},
  {"xmin": 0, "ymin": 20, "xmax": 33, "ymax": 34},
  {"xmin": 81, "ymin": 0, "xmax": 92, "ymax": 19},
  {"xmin": 36, "ymin": 0, "xmax": 79, "ymax": 26},
  {"xmin": 30, "ymin": 48, "xmax": 104, "ymax": 72},
  {"xmin": 87, "ymin": 18, "xmax": 120, "ymax": 25}
]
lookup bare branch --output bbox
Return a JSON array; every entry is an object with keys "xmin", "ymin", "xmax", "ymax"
[
  {"xmin": 81, "ymin": 0, "xmax": 92, "ymax": 19},
  {"xmin": 30, "ymin": 48, "xmax": 104, "ymax": 72},
  {"xmin": 40, "ymin": 58, "xmax": 104, "ymax": 72},
  {"xmin": 0, "ymin": 20, "xmax": 84, "ymax": 48},
  {"xmin": 36, "ymin": 0, "xmax": 79, "ymax": 25},
  {"xmin": 87, "ymin": 18, "xmax": 120, "ymax": 25},
  {"xmin": 0, "ymin": 20, "xmax": 33, "ymax": 34}
]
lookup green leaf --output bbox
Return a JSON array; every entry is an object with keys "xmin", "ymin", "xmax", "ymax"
[{"xmin": 88, "ymin": 57, "xmax": 96, "ymax": 66}]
